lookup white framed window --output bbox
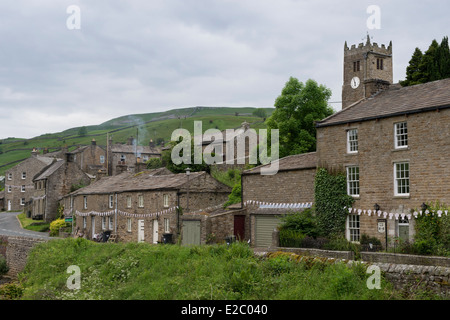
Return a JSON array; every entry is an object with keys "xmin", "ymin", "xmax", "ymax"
[
  {"xmin": 346, "ymin": 166, "xmax": 360, "ymax": 197},
  {"xmin": 7, "ymin": 173, "xmax": 12, "ymax": 180},
  {"xmin": 163, "ymin": 194, "xmax": 169, "ymax": 208},
  {"xmin": 127, "ymin": 218, "xmax": 132, "ymax": 232},
  {"xmin": 7, "ymin": 186, "xmax": 11, "ymax": 193},
  {"xmin": 83, "ymin": 217, "xmax": 87, "ymax": 229},
  {"xmin": 394, "ymin": 122, "xmax": 408, "ymax": 149},
  {"xmin": 138, "ymin": 195, "xmax": 144, "ymax": 208},
  {"xmin": 109, "ymin": 216, "xmax": 113, "ymax": 230},
  {"xmin": 394, "ymin": 162, "xmax": 410, "ymax": 196},
  {"xmin": 21, "ymin": 185, "xmax": 26, "ymax": 193},
  {"xmin": 127, "ymin": 196, "xmax": 132, "ymax": 208},
  {"xmin": 100, "ymin": 155, "xmax": 105, "ymax": 164},
  {"xmin": 102, "ymin": 217, "xmax": 106, "ymax": 230},
  {"xmin": 83, "ymin": 196, "xmax": 88, "ymax": 209},
  {"xmin": 20, "ymin": 198, "xmax": 25, "ymax": 206},
  {"xmin": 22, "ymin": 172, "xmax": 26, "ymax": 179},
  {"xmin": 109, "ymin": 194, "xmax": 114, "ymax": 208},
  {"xmin": 347, "ymin": 129, "xmax": 358, "ymax": 153},
  {"xmin": 164, "ymin": 218, "xmax": 170, "ymax": 233},
  {"xmin": 347, "ymin": 215, "xmax": 360, "ymax": 242}
]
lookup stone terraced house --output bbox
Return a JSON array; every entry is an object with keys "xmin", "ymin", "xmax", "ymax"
[
  {"xmin": 60, "ymin": 167, "xmax": 231, "ymax": 245},
  {"xmin": 3, "ymin": 149, "xmax": 55, "ymax": 212},
  {"xmin": 315, "ymin": 37, "xmax": 450, "ymax": 245}
]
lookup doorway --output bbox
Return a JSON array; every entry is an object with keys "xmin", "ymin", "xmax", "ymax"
[
  {"xmin": 234, "ymin": 215, "xmax": 246, "ymax": 241},
  {"xmin": 138, "ymin": 220, "xmax": 145, "ymax": 243},
  {"xmin": 153, "ymin": 219, "xmax": 159, "ymax": 244}
]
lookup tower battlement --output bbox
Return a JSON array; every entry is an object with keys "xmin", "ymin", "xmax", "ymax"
[
  {"xmin": 341, "ymin": 35, "xmax": 393, "ymax": 108},
  {"xmin": 344, "ymin": 35, "xmax": 392, "ymax": 56}
]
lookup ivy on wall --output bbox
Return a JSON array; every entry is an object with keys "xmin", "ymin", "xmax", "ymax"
[{"xmin": 314, "ymin": 167, "xmax": 354, "ymax": 237}]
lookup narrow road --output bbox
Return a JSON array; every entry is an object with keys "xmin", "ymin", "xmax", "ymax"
[{"xmin": 0, "ymin": 211, "xmax": 52, "ymax": 240}]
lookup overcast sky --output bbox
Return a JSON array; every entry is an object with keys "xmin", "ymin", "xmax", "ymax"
[{"xmin": 0, "ymin": 0, "xmax": 448, "ymax": 139}]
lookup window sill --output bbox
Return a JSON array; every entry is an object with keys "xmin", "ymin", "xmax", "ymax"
[
  {"xmin": 392, "ymin": 147, "xmax": 410, "ymax": 152},
  {"xmin": 393, "ymin": 195, "xmax": 410, "ymax": 199}
]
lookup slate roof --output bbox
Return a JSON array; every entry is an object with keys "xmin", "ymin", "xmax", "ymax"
[
  {"xmin": 111, "ymin": 144, "xmax": 160, "ymax": 155},
  {"xmin": 69, "ymin": 169, "xmax": 208, "ymax": 195},
  {"xmin": 242, "ymin": 152, "xmax": 317, "ymax": 175},
  {"xmin": 34, "ymin": 159, "xmax": 65, "ymax": 181},
  {"xmin": 316, "ymin": 78, "xmax": 450, "ymax": 127}
]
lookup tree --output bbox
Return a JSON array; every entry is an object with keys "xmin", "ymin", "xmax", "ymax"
[
  {"xmin": 162, "ymin": 139, "xmax": 210, "ymax": 174},
  {"xmin": 400, "ymin": 47, "xmax": 424, "ymax": 86},
  {"xmin": 401, "ymin": 36, "xmax": 450, "ymax": 86},
  {"xmin": 265, "ymin": 77, "xmax": 333, "ymax": 158},
  {"xmin": 252, "ymin": 108, "xmax": 267, "ymax": 118},
  {"xmin": 78, "ymin": 126, "xmax": 87, "ymax": 136}
]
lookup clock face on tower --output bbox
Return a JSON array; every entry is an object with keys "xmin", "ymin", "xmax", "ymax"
[{"xmin": 351, "ymin": 76, "xmax": 360, "ymax": 89}]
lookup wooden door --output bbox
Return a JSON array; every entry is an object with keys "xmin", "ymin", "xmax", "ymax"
[
  {"xmin": 234, "ymin": 215, "xmax": 246, "ymax": 241},
  {"xmin": 138, "ymin": 220, "xmax": 145, "ymax": 243},
  {"xmin": 153, "ymin": 219, "xmax": 159, "ymax": 244}
]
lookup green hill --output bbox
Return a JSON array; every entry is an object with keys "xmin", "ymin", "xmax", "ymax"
[{"xmin": 0, "ymin": 107, "xmax": 274, "ymax": 175}]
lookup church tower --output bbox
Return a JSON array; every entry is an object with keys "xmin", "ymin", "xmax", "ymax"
[{"xmin": 342, "ymin": 35, "xmax": 393, "ymax": 108}]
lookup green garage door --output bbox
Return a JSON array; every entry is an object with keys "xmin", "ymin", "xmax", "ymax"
[
  {"xmin": 255, "ymin": 215, "xmax": 281, "ymax": 247},
  {"xmin": 182, "ymin": 220, "xmax": 201, "ymax": 246}
]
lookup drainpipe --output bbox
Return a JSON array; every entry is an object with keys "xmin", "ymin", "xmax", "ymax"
[{"xmin": 115, "ymin": 193, "xmax": 118, "ymax": 234}]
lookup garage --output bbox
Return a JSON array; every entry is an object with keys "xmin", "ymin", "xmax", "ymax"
[
  {"xmin": 182, "ymin": 220, "xmax": 201, "ymax": 246},
  {"xmin": 254, "ymin": 215, "xmax": 281, "ymax": 247}
]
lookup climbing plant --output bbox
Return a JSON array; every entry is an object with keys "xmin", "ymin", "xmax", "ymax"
[{"xmin": 314, "ymin": 167, "xmax": 354, "ymax": 237}]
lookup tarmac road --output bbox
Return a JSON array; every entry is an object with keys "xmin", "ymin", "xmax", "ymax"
[{"xmin": 0, "ymin": 211, "xmax": 52, "ymax": 240}]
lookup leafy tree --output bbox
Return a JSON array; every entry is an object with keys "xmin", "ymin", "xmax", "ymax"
[
  {"xmin": 266, "ymin": 77, "xmax": 333, "ymax": 158},
  {"xmin": 401, "ymin": 36, "xmax": 450, "ymax": 86},
  {"xmin": 162, "ymin": 139, "xmax": 210, "ymax": 174},
  {"xmin": 78, "ymin": 126, "xmax": 87, "ymax": 136},
  {"xmin": 146, "ymin": 157, "xmax": 163, "ymax": 169},
  {"xmin": 252, "ymin": 108, "xmax": 267, "ymax": 118},
  {"xmin": 400, "ymin": 47, "xmax": 424, "ymax": 86}
]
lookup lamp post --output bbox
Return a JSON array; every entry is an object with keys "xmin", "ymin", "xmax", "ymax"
[{"xmin": 185, "ymin": 167, "xmax": 191, "ymax": 212}]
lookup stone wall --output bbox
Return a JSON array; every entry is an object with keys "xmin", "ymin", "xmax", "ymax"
[
  {"xmin": 242, "ymin": 168, "xmax": 316, "ymax": 204},
  {"xmin": 4, "ymin": 236, "xmax": 48, "ymax": 278}
]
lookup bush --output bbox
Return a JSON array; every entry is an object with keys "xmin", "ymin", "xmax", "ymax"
[
  {"xmin": 279, "ymin": 229, "xmax": 305, "ymax": 247},
  {"xmin": 0, "ymin": 255, "xmax": 8, "ymax": 275},
  {"xmin": 279, "ymin": 209, "xmax": 319, "ymax": 237},
  {"xmin": 49, "ymin": 218, "xmax": 70, "ymax": 237},
  {"xmin": 0, "ymin": 282, "xmax": 24, "ymax": 300}
]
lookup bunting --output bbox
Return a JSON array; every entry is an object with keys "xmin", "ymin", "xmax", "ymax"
[
  {"xmin": 346, "ymin": 207, "xmax": 448, "ymax": 220},
  {"xmin": 244, "ymin": 200, "xmax": 313, "ymax": 209}
]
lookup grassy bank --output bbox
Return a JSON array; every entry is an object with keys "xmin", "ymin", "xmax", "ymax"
[
  {"xmin": 14, "ymin": 238, "xmax": 443, "ymax": 300},
  {"xmin": 16, "ymin": 213, "xmax": 50, "ymax": 233}
]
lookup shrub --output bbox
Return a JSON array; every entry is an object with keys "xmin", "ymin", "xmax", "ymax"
[
  {"xmin": 0, "ymin": 255, "xmax": 8, "ymax": 275},
  {"xmin": 49, "ymin": 218, "xmax": 70, "ymax": 237},
  {"xmin": 279, "ymin": 229, "xmax": 305, "ymax": 247},
  {"xmin": 0, "ymin": 282, "xmax": 23, "ymax": 300},
  {"xmin": 279, "ymin": 209, "xmax": 319, "ymax": 237}
]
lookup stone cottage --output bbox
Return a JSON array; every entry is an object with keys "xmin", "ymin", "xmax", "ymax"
[
  {"xmin": 61, "ymin": 168, "xmax": 231, "ymax": 244},
  {"xmin": 3, "ymin": 149, "xmax": 55, "ymax": 212},
  {"xmin": 241, "ymin": 152, "xmax": 317, "ymax": 247},
  {"xmin": 107, "ymin": 136, "xmax": 161, "ymax": 176},
  {"xmin": 66, "ymin": 139, "xmax": 107, "ymax": 176},
  {"xmin": 32, "ymin": 155, "xmax": 91, "ymax": 221}
]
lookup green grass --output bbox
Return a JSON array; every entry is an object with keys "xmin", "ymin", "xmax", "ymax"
[
  {"xmin": 0, "ymin": 107, "xmax": 273, "ymax": 175},
  {"xmin": 17, "ymin": 213, "xmax": 50, "ymax": 233},
  {"xmin": 16, "ymin": 239, "xmax": 439, "ymax": 300}
]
